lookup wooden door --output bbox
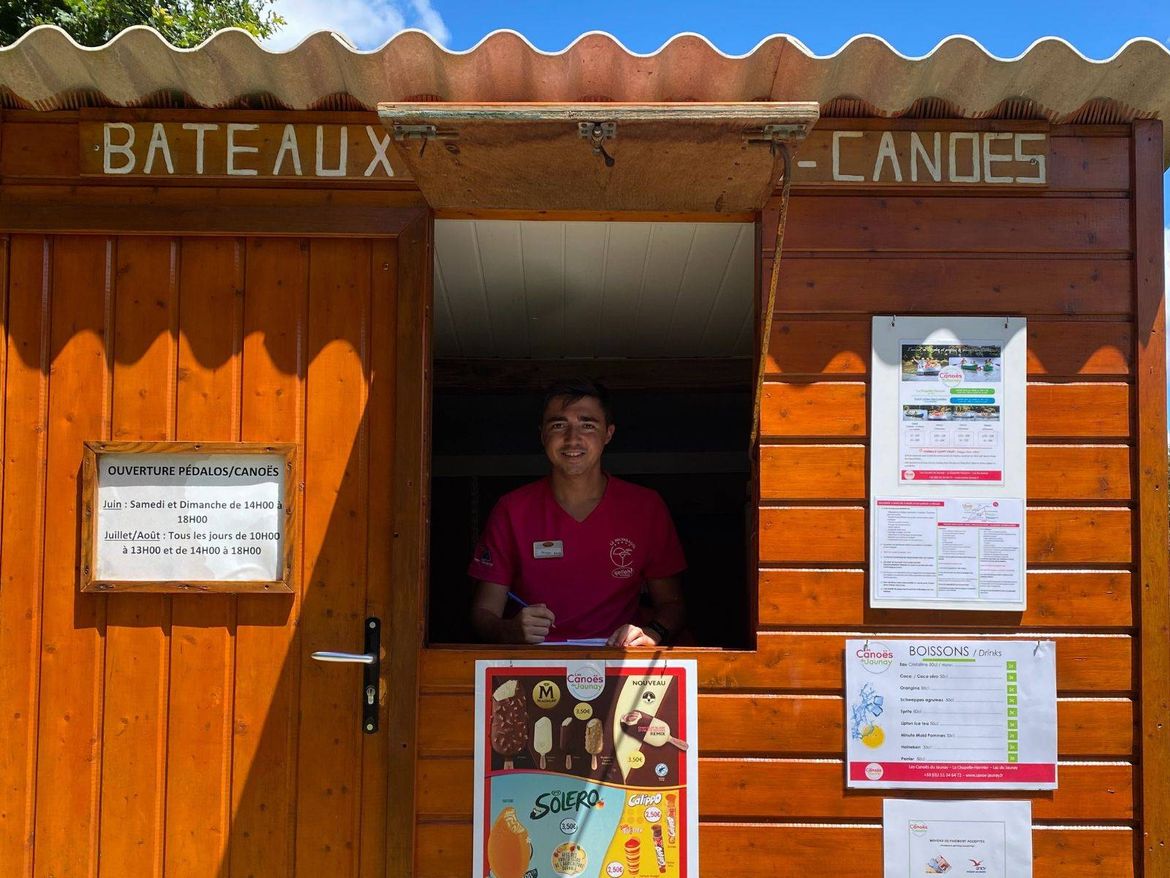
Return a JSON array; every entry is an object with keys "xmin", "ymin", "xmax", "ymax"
[{"xmin": 0, "ymin": 219, "xmax": 431, "ymax": 877}]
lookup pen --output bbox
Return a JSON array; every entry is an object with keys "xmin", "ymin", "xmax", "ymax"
[{"xmin": 507, "ymin": 592, "xmax": 556, "ymax": 628}]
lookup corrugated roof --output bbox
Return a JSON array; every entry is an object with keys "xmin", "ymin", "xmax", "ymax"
[{"xmin": 4, "ymin": 26, "xmax": 1170, "ymax": 163}]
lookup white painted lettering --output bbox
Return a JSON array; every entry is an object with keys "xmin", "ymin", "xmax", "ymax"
[
  {"xmin": 832, "ymin": 131, "xmax": 865, "ymax": 182},
  {"xmin": 982, "ymin": 132, "xmax": 1014, "ymax": 183},
  {"xmin": 182, "ymin": 123, "xmax": 219, "ymax": 174},
  {"xmin": 272, "ymin": 124, "xmax": 303, "ymax": 176},
  {"xmin": 103, "ymin": 123, "xmax": 136, "ymax": 174},
  {"xmin": 363, "ymin": 126, "xmax": 394, "ymax": 177},
  {"xmin": 142, "ymin": 123, "xmax": 174, "ymax": 175},
  {"xmin": 315, "ymin": 125, "xmax": 348, "ymax": 177},
  {"xmin": 948, "ymin": 132, "xmax": 981, "ymax": 183},
  {"xmin": 226, "ymin": 123, "xmax": 259, "ymax": 176},
  {"xmin": 872, "ymin": 131, "xmax": 903, "ymax": 182},
  {"xmin": 909, "ymin": 132, "xmax": 941, "ymax": 182},
  {"xmin": 1014, "ymin": 133, "xmax": 1047, "ymax": 184}
]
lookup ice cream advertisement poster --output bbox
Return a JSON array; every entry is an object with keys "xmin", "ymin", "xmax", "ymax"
[
  {"xmin": 845, "ymin": 639, "xmax": 1057, "ymax": 790},
  {"xmin": 473, "ymin": 659, "xmax": 699, "ymax": 878}
]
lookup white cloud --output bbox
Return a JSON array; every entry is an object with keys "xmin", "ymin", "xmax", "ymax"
[
  {"xmin": 408, "ymin": 0, "xmax": 451, "ymax": 46},
  {"xmin": 265, "ymin": 0, "xmax": 448, "ymax": 50}
]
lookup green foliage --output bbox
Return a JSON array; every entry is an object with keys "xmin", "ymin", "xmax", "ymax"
[{"xmin": 0, "ymin": 0, "xmax": 285, "ymax": 47}]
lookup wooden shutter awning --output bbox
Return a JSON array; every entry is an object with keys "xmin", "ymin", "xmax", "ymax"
[{"xmin": 376, "ymin": 102, "xmax": 819, "ymax": 213}]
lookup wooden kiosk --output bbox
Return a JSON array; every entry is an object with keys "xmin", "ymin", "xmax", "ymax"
[{"xmin": 0, "ymin": 27, "xmax": 1168, "ymax": 877}]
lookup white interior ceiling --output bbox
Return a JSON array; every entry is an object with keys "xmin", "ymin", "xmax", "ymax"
[{"xmin": 433, "ymin": 220, "xmax": 755, "ymax": 359}]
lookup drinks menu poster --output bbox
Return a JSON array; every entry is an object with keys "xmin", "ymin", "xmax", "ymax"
[
  {"xmin": 474, "ymin": 659, "xmax": 699, "ymax": 878},
  {"xmin": 845, "ymin": 639, "xmax": 1057, "ymax": 790}
]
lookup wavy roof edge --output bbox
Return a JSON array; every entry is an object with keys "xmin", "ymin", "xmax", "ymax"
[{"xmin": 4, "ymin": 25, "xmax": 1170, "ymax": 164}]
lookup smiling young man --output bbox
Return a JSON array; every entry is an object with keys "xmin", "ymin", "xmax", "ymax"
[{"xmin": 468, "ymin": 379, "xmax": 687, "ymax": 646}]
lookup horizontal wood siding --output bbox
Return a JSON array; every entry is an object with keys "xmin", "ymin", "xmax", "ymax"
[
  {"xmin": 0, "ymin": 231, "xmax": 399, "ymax": 877},
  {"xmin": 411, "ymin": 129, "xmax": 1143, "ymax": 874},
  {"xmin": 749, "ymin": 127, "xmax": 1140, "ymax": 874}
]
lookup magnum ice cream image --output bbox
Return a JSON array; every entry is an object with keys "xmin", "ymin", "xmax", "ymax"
[
  {"xmin": 612, "ymin": 674, "xmax": 674, "ymax": 781},
  {"xmin": 619, "ymin": 710, "xmax": 688, "ymax": 751},
  {"xmin": 585, "ymin": 718, "xmax": 604, "ymax": 770},
  {"xmin": 533, "ymin": 717, "xmax": 552, "ymax": 769},
  {"xmin": 487, "ymin": 807, "xmax": 531, "ymax": 878},
  {"xmin": 561, "ymin": 717, "xmax": 574, "ymax": 770},
  {"xmin": 491, "ymin": 679, "xmax": 528, "ymax": 769}
]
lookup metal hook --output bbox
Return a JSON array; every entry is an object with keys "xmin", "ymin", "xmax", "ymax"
[
  {"xmin": 1033, "ymin": 640, "xmax": 1042, "ymax": 656},
  {"xmin": 890, "ymin": 315, "xmax": 897, "ymax": 327}
]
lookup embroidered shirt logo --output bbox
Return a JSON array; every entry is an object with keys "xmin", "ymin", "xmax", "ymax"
[
  {"xmin": 476, "ymin": 544, "xmax": 493, "ymax": 567},
  {"xmin": 609, "ymin": 538, "xmax": 635, "ymax": 579}
]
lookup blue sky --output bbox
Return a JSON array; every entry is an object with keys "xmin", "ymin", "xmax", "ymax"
[
  {"xmin": 267, "ymin": 0, "xmax": 1169, "ymax": 58},
  {"xmin": 267, "ymin": 0, "xmax": 1170, "ymax": 335},
  {"xmin": 267, "ymin": 0, "xmax": 1170, "ymax": 216}
]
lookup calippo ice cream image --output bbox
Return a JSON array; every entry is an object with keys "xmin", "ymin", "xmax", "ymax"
[{"xmin": 624, "ymin": 837, "xmax": 641, "ymax": 874}]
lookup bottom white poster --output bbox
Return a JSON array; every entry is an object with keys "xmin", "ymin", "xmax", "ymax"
[{"xmin": 884, "ymin": 799, "xmax": 1032, "ymax": 877}]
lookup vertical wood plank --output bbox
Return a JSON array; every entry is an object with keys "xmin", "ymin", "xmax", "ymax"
[
  {"xmin": 392, "ymin": 214, "xmax": 431, "ymax": 878},
  {"xmin": 98, "ymin": 237, "xmax": 177, "ymax": 878},
  {"xmin": 33, "ymin": 236, "xmax": 111, "ymax": 878},
  {"xmin": 295, "ymin": 238, "xmax": 371, "ymax": 876},
  {"xmin": 230, "ymin": 237, "xmax": 308, "ymax": 878},
  {"xmin": 0, "ymin": 236, "xmax": 50, "ymax": 878},
  {"xmin": 359, "ymin": 238, "xmax": 396, "ymax": 878},
  {"xmin": 164, "ymin": 237, "xmax": 243, "ymax": 877},
  {"xmin": 1132, "ymin": 119, "xmax": 1170, "ymax": 874}
]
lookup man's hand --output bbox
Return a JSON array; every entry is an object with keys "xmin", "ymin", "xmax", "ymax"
[
  {"xmin": 470, "ymin": 581, "xmax": 556, "ymax": 644},
  {"xmin": 514, "ymin": 604, "xmax": 556, "ymax": 644},
  {"xmin": 606, "ymin": 624, "xmax": 661, "ymax": 648}
]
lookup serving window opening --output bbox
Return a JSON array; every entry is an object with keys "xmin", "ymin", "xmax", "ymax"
[{"xmin": 427, "ymin": 219, "xmax": 757, "ymax": 649}]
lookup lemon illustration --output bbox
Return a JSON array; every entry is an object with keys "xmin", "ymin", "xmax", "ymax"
[{"xmin": 860, "ymin": 724, "xmax": 885, "ymax": 748}]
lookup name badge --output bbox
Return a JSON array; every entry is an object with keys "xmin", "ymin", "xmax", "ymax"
[{"xmin": 533, "ymin": 540, "xmax": 564, "ymax": 559}]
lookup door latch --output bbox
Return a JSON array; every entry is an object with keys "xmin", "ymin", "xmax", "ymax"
[{"xmin": 312, "ymin": 617, "xmax": 381, "ymax": 734}]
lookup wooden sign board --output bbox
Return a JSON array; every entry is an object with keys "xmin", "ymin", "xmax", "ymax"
[
  {"xmin": 79, "ymin": 121, "xmax": 403, "ymax": 180},
  {"xmin": 793, "ymin": 130, "xmax": 1048, "ymax": 186},
  {"xmin": 78, "ymin": 117, "xmax": 1047, "ymax": 188},
  {"xmin": 81, "ymin": 441, "xmax": 298, "ymax": 593}
]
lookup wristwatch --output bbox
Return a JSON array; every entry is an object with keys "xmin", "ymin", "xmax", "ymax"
[{"xmin": 644, "ymin": 620, "xmax": 671, "ymax": 645}]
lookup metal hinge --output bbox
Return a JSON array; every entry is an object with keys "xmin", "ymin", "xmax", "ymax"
[
  {"xmin": 578, "ymin": 121, "xmax": 617, "ymax": 167},
  {"xmin": 393, "ymin": 123, "xmax": 438, "ymax": 142},
  {"xmin": 745, "ymin": 123, "xmax": 809, "ymax": 146}
]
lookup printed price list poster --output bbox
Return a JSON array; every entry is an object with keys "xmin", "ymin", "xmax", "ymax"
[
  {"xmin": 473, "ymin": 659, "xmax": 699, "ymax": 878},
  {"xmin": 845, "ymin": 640, "xmax": 1056, "ymax": 790}
]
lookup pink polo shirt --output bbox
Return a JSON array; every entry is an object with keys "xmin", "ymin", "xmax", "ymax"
[{"xmin": 467, "ymin": 476, "xmax": 686, "ymax": 641}]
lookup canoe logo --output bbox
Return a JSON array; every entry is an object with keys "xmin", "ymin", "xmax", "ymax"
[
  {"xmin": 566, "ymin": 662, "xmax": 605, "ymax": 701},
  {"xmin": 609, "ymin": 538, "xmax": 635, "ymax": 579},
  {"xmin": 938, "ymin": 366, "xmax": 964, "ymax": 388},
  {"xmin": 856, "ymin": 641, "xmax": 895, "ymax": 674}
]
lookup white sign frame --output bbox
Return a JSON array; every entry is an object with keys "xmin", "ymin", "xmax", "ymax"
[
  {"xmin": 871, "ymin": 316, "xmax": 1028, "ymax": 610},
  {"xmin": 883, "ymin": 799, "xmax": 1033, "ymax": 878},
  {"xmin": 845, "ymin": 639, "xmax": 1057, "ymax": 790},
  {"xmin": 81, "ymin": 441, "xmax": 298, "ymax": 593}
]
